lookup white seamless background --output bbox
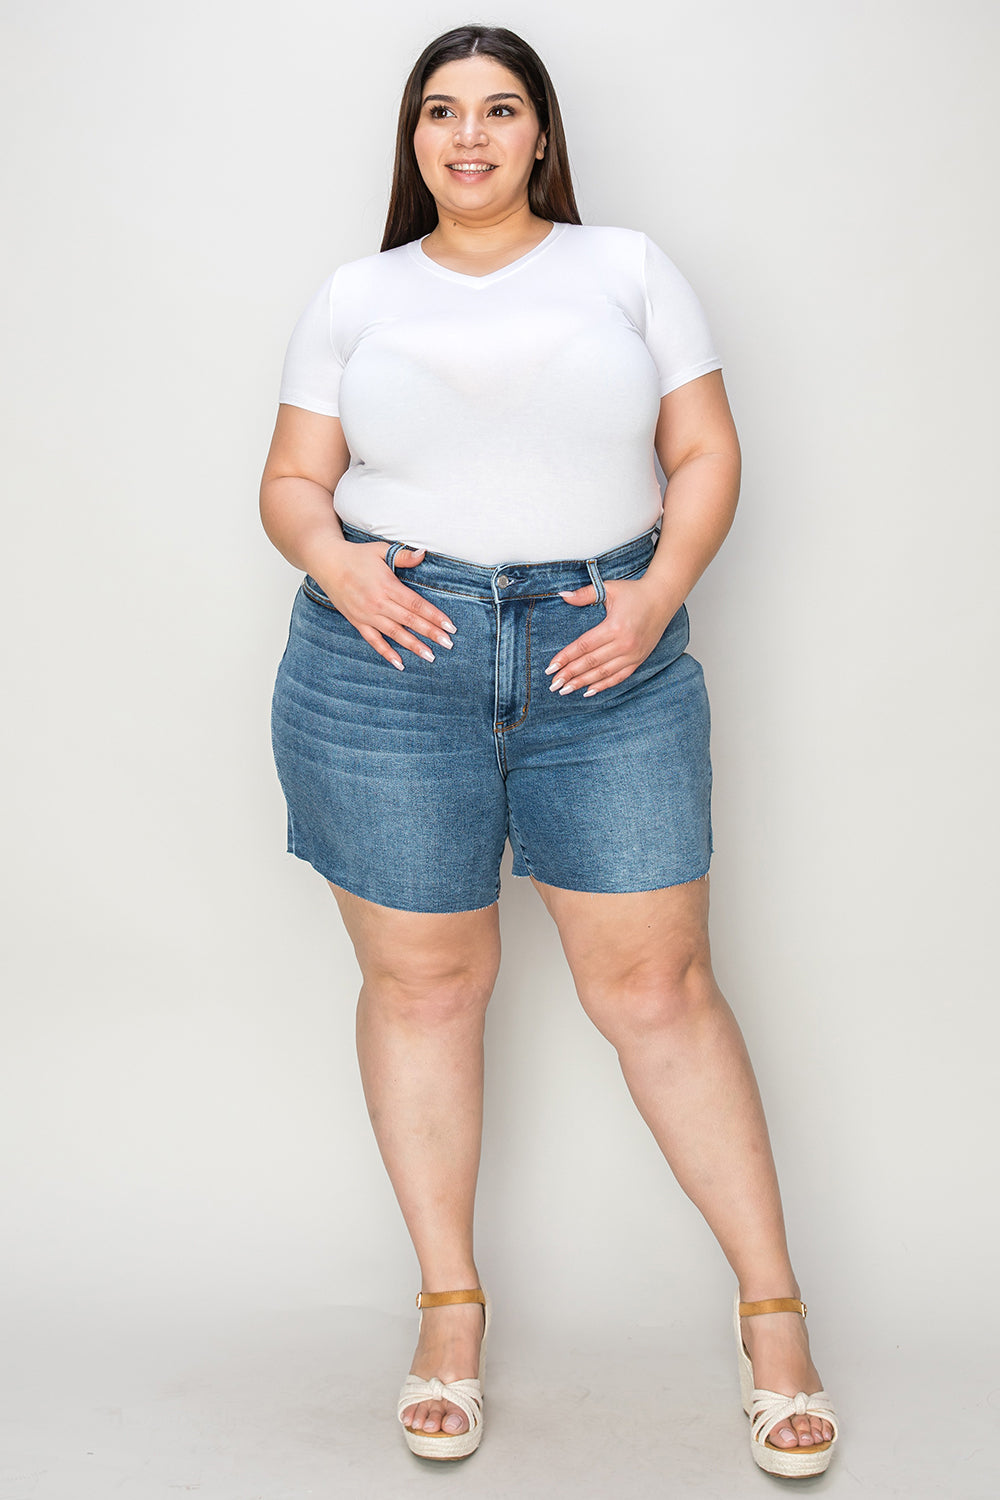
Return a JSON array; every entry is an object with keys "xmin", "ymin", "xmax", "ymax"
[{"xmin": 2, "ymin": 2, "xmax": 997, "ymax": 1496}]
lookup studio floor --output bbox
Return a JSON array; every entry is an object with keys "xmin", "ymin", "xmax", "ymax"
[{"xmin": 1, "ymin": 1299, "xmax": 994, "ymax": 1500}]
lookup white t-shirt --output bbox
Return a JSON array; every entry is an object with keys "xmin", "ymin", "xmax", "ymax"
[{"xmin": 278, "ymin": 221, "xmax": 723, "ymax": 565}]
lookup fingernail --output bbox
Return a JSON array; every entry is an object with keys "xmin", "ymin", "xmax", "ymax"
[
  {"xmin": 442, "ymin": 619, "xmax": 456, "ymax": 632},
  {"xmin": 439, "ymin": 638, "xmax": 453, "ymax": 649},
  {"xmin": 549, "ymin": 677, "xmax": 564, "ymax": 692},
  {"xmin": 559, "ymin": 684, "xmax": 574, "ymax": 695},
  {"xmin": 393, "ymin": 661, "xmax": 404, "ymax": 671},
  {"xmin": 583, "ymin": 687, "xmax": 596, "ymax": 697},
  {"xmin": 545, "ymin": 664, "xmax": 558, "ymax": 675},
  {"xmin": 421, "ymin": 649, "xmax": 434, "ymax": 662}
]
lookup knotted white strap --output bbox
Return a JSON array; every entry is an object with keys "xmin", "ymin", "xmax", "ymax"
[
  {"xmin": 397, "ymin": 1374, "xmax": 483, "ymax": 1432},
  {"xmin": 749, "ymin": 1386, "xmax": 838, "ymax": 1447}
]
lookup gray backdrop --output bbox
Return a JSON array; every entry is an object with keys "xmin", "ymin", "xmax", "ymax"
[{"xmin": 2, "ymin": 2, "xmax": 997, "ymax": 1496}]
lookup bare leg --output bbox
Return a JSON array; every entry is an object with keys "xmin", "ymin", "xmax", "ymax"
[
  {"xmin": 330, "ymin": 882, "xmax": 499, "ymax": 1436},
  {"xmin": 532, "ymin": 873, "xmax": 833, "ymax": 1450}
]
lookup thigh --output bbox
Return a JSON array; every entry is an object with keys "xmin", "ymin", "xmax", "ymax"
[
  {"xmin": 532, "ymin": 874, "xmax": 712, "ymax": 995},
  {"xmin": 330, "ymin": 882, "xmax": 502, "ymax": 992}
]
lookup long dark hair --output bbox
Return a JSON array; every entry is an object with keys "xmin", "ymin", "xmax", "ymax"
[{"xmin": 381, "ymin": 24, "xmax": 581, "ymax": 251}]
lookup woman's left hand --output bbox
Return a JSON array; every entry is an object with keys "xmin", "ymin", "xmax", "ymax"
[{"xmin": 545, "ymin": 578, "xmax": 678, "ymax": 697}]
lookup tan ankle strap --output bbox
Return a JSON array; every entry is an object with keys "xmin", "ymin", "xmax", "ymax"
[
  {"xmin": 416, "ymin": 1288, "xmax": 485, "ymax": 1309},
  {"xmin": 739, "ymin": 1297, "xmax": 807, "ymax": 1318}
]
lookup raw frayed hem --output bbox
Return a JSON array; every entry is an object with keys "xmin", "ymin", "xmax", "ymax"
[
  {"xmin": 318, "ymin": 864, "xmax": 501, "ymax": 916},
  {"xmin": 522, "ymin": 865, "xmax": 711, "ymax": 896}
]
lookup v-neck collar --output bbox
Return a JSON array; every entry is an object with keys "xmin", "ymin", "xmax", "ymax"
[{"xmin": 407, "ymin": 222, "xmax": 567, "ymax": 288}]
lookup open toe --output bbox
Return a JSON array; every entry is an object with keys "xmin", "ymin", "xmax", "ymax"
[
  {"xmin": 397, "ymin": 1288, "xmax": 490, "ymax": 1461},
  {"xmin": 733, "ymin": 1292, "xmax": 839, "ymax": 1477}
]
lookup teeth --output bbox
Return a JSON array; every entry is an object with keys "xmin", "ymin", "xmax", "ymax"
[{"xmin": 449, "ymin": 164, "xmax": 494, "ymax": 172}]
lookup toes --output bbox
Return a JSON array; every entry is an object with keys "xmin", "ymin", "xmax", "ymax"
[
  {"xmin": 791, "ymin": 1414, "xmax": 817, "ymax": 1446},
  {"xmin": 402, "ymin": 1393, "xmax": 471, "ymax": 1435},
  {"xmin": 768, "ymin": 1411, "xmax": 833, "ymax": 1448},
  {"xmin": 441, "ymin": 1404, "xmax": 469, "ymax": 1434},
  {"xmin": 404, "ymin": 1401, "xmax": 429, "ymax": 1430},
  {"xmin": 422, "ymin": 1401, "xmax": 443, "ymax": 1433},
  {"xmin": 428, "ymin": 1400, "xmax": 468, "ymax": 1434},
  {"xmin": 408, "ymin": 1400, "xmax": 468, "ymax": 1435}
]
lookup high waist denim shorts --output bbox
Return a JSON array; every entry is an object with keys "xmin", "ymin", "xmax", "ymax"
[{"xmin": 270, "ymin": 523, "xmax": 712, "ymax": 913}]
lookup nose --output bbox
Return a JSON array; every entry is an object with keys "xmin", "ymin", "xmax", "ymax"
[{"xmin": 453, "ymin": 112, "xmax": 488, "ymax": 147}]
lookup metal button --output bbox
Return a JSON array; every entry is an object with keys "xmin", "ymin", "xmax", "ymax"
[{"xmin": 496, "ymin": 574, "xmax": 511, "ymax": 587}]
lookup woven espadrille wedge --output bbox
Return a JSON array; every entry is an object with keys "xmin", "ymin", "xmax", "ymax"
[
  {"xmin": 397, "ymin": 1288, "xmax": 490, "ymax": 1461},
  {"xmin": 734, "ymin": 1291, "xmax": 839, "ymax": 1477}
]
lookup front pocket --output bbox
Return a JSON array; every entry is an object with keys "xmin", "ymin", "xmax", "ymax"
[
  {"xmin": 612, "ymin": 561, "xmax": 651, "ymax": 583},
  {"xmin": 301, "ymin": 575, "xmax": 339, "ymax": 612}
]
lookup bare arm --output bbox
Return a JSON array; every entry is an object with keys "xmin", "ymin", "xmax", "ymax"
[
  {"xmin": 259, "ymin": 403, "xmax": 354, "ymax": 577},
  {"xmin": 259, "ymin": 405, "xmax": 457, "ymax": 667},
  {"xmin": 544, "ymin": 369, "xmax": 742, "ymax": 694},
  {"xmin": 642, "ymin": 367, "xmax": 742, "ymax": 618}
]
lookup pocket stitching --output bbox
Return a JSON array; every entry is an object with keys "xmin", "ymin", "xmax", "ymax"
[{"xmin": 301, "ymin": 579, "xmax": 338, "ymax": 612}]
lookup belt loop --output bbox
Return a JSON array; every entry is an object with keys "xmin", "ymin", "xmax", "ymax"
[
  {"xmin": 585, "ymin": 557, "xmax": 606, "ymax": 606},
  {"xmin": 384, "ymin": 540, "xmax": 409, "ymax": 576}
]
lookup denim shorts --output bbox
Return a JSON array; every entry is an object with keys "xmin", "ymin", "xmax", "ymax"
[{"xmin": 270, "ymin": 523, "xmax": 712, "ymax": 913}]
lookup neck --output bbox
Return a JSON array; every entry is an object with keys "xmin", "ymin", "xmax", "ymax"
[{"xmin": 425, "ymin": 203, "xmax": 549, "ymax": 260}]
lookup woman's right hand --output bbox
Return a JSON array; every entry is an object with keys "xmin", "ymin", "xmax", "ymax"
[
  {"xmin": 259, "ymin": 408, "xmax": 454, "ymax": 668},
  {"xmin": 313, "ymin": 541, "xmax": 457, "ymax": 670}
]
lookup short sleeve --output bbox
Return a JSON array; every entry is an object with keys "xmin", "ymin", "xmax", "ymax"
[
  {"xmin": 277, "ymin": 268, "xmax": 345, "ymax": 416},
  {"xmin": 640, "ymin": 234, "xmax": 723, "ymax": 398}
]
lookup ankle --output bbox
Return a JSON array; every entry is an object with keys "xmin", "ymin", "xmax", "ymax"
[
  {"xmin": 737, "ymin": 1272, "xmax": 801, "ymax": 1305},
  {"xmin": 417, "ymin": 1267, "xmax": 481, "ymax": 1295}
]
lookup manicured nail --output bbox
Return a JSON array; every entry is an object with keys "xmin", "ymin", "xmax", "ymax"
[
  {"xmin": 441, "ymin": 619, "xmax": 456, "ymax": 632},
  {"xmin": 393, "ymin": 660, "xmax": 404, "ymax": 671},
  {"xmin": 549, "ymin": 677, "xmax": 564, "ymax": 692},
  {"xmin": 438, "ymin": 637, "xmax": 453, "ymax": 649},
  {"xmin": 780, "ymin": 1428, "xmax": 795, "ymax": 1443},
  {"xmin": 559, "ymin": 684, "xmax": 574, "ymax": 695},
  {"xmin": 421, "ymin": 649, "xmax": 434, "ymax": 662},
  {"xmin": 583, "ymin": 687, "xmax": 596, "ymax": 697},
  {"xmin": 545, "ymin": 663, "xmax": 558, "ymax": 675}
]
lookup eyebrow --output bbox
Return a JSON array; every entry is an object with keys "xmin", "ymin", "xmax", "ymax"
[{"xmin": 421, "ymin": 92, "xmax": 526, "ymax": 105}]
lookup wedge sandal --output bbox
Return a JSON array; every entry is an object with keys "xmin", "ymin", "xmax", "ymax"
[
  {"xmin": 734, "ymin": 1292, "xmax": 839, "ymax": 1477},
  {"xmin": 397, "ymin": 1287, "xmax": 490, "ymax": 1461}
]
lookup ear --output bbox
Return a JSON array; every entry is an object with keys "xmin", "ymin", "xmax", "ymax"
[{"xmin": 536, "ymin": 133, "xmax": 547, "ymax": 159}]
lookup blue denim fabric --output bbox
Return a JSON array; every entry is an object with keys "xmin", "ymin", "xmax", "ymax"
[{"xmin": 270, "ymin": 523, "xmax": 712, "ymax": 913}]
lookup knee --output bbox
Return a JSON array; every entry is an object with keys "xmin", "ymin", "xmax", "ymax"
[
  {"xmin": 581, "ymin": 948, "xmax": 720, "ymax": 1042},
  {"xmin": 364, "ymin": 949, "xmax": 499, "ymax": 1026}
]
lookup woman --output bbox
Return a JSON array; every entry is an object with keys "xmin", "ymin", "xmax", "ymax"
[{"xmin": 260, "ymin": 24, "xmax": 838, "ymax": 1478}]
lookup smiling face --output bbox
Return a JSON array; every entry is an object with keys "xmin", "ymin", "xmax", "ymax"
[{"xmin": 412, "ymin": 54, "xmax": 547, "ymax": 224}]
